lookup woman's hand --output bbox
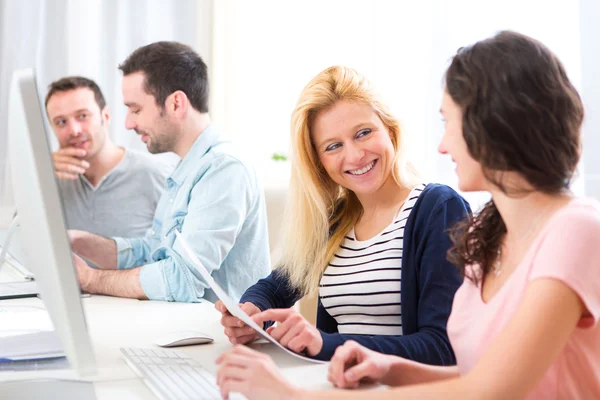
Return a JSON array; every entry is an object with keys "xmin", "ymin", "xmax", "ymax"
[
  {"xmin": 328, "ymin": 340, "xmax": 394, "ymax": 389},
  {"xmin": 252, "ymin": 309, "xmax": 323, "ymax": 356},
  {"xmin": 215, "ymin": 301, "xmax": 261, "ymax": 344},
  {"xmin": 216, "ymin": 345, "xmax": 303, "ymax": 400}
]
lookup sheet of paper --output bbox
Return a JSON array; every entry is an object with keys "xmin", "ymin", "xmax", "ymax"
[
  {"xmin": 175, "ymin": 230, "xmax": 325, "ymax": 364},
  {"xmin": 0, "ymin": 330, "xmax": 64, "ymax": 361},
  {"xmin": 0, "ymin": 281, "xmax": 39, "ymax": 300},
  {"xmin": 0, "ymin": 305, "xmax": 54, "ymax": 338}
]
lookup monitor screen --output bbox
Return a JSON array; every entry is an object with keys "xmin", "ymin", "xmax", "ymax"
[{"xmin": 7, "ymin": 68, "xmax": 96, "ymax": 377}]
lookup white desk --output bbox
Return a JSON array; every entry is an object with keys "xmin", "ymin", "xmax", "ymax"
[{"xmin": 0, "ymin": 295, "xmax": 334, "ymax": 398}]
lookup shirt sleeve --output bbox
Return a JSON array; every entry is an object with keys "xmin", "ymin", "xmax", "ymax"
[
  {"xmin": 114, "ymin": 235, "xmax": 154, "ymax": 269},
  {"xmin": 240, "ymin": 269, "xmax": 302, "ymax": 310},
  {"xmin": 529, "ymin": 203, "xmax": 600, "ymax": 327},
  {"xmin": 139, "ymin": 155, "xmax": 255, "ymax": 302}
]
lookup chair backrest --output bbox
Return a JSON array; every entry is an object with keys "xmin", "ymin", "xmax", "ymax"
[{"xmin": 263, "ymin": 183, "xmax": 287, "ymax": 266}]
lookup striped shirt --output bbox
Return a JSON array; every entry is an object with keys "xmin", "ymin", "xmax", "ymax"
[{"xmin": 319, "ymin": 184, "xmax": 426, "ymax": 335}]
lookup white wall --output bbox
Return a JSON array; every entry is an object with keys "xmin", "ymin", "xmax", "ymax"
[
  {"xmin": 0, "ymin": 0, "xmax": 45, "ymax": 225},
  {"xmin": 580, "ymin": 0, "xmax": 600, "ymax": 200},
  {"xmin": 212, "ymin": 0, "xmax": 582, "ymax": 210}
]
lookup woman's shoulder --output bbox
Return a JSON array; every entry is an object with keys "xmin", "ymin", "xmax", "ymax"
[
  {"xmin": 404, "ymin": 183, "xmax": 470, "ymax": 239},
  {"xmin": 414, "ymin": 183, "xmax": 470, "ymax": 213},
  {"xmin": 547, "ymin": 197, "xmax": 600, "ymax": 231},
  {"xmin": 561, "ymin": 197, "xmax": 600, "ymax": 213}
]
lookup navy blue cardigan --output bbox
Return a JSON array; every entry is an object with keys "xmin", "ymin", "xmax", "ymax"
[{"xmin": 241, "ymin": 184, "xmax": 470, "ymax": 363}]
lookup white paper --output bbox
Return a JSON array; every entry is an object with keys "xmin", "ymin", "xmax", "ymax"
[
  {"xmin": 175, "ymin": 230, "xmax": 325, "ymax": 364},
  {"xmin": 0, "ymin": 307, "xmax": 62, "ymax": 361},
  {"xmin": 0, "ymin": 331, "xmax": 64, "ymax": 360},
  {"xmin": 0, "ymin": 306, "xmax": 54, "ymax": 338}
]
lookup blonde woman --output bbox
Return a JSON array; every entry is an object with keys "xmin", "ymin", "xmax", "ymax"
[
  {"xmin": 216, "ymin": 66, "xmax": 470, "ymax": 363},
  {"xmin": 216, "ymin": 32, "xmax": 600, "ymax": 400}
]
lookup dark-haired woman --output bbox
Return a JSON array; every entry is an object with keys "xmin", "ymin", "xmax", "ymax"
[{"xmin": 215, "ymin": 30, "xmax": 600, "ymax": 400}]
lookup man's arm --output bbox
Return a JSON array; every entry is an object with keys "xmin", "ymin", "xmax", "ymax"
[
  {"xmin": 69, "ymin": 229, "xmax": 117, "ymax": 269},
  {"xmin": 139, "ymin": 155, "xmax": 264, "ymax": 302},
  {"xmin": 73, "ymin": 254, "xmax": 146, "ymax": 299}
]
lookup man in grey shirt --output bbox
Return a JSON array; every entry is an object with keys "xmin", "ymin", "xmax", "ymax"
[{"xmin": 45, "ymin": 77, "xmax": 172, "ymax": 238}]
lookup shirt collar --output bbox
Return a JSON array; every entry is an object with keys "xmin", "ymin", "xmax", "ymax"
[{"xmin": 168, "ymin": 125, "xmax": 219, "ymax": 186}]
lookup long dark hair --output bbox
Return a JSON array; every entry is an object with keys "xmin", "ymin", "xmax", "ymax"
[{"xmin": 445, "ymin": 31, "xmax": 584, "ymax": 283}]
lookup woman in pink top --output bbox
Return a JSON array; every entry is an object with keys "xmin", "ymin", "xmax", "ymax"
[{"xmin": 215, "ymin": 31, "xmax": 600, "ymax": 399}]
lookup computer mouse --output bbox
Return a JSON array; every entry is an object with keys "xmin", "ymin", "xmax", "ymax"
[{"xmin": 154, "ymin": 331, "xmax": 215, "ymax": 347}]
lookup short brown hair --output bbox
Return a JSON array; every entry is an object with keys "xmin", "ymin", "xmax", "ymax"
[
  {"xmin": 45, "ymin": 76, "xmax": 107, "ymax": 111},
  {"xmin": 118, "ymin": 41, "xmax": 209, "ymax": 113}
]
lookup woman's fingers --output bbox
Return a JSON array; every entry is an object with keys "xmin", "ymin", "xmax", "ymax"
[
  {"xmin": 219, "ymin": 302, "xmax": 265, "ymax": 344},
  {"xmin": 343, "ymin": 360, "xmax": 374, "ymax": 385},
  {"xmin": 256, "ymin": 309, "xmax": 305, "ymax": 342},
  {"xmin": 329, "ymin": 341, "xmax": 361, "ymax": 388},
  {"xmin": 215, "ymin": 301, "xmax": 230, "ymax": 314},
  {"xmin": 286, "ymin": 329, "xmax": 313, "ymax": 354},
  {"xmin": 229, "ymin": 332, "xmax": 259, "ymax": 345},
  {"xmin": 277, "ymin": 321, "xmax": 306, "ymax": 348},
  {"xmin": 216, "ymin": 349, "xmax": 254, "ymax": 399},
  {"xmin": 252, "ymin": 308, "xmax": 295, "ymax": 325},
  {"xmin": 221, "ymin": 314, "xmax": 244, "ymax": 328}
]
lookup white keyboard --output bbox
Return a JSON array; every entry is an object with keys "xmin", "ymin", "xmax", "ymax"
[{"xmin": 121, "ymin": 347, "xmax": 246, "ymax": 400}]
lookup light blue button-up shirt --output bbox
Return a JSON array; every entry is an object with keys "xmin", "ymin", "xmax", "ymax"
[{"xmin": 113, "ymin": 126, "xmax": 271, "ymax": 303}]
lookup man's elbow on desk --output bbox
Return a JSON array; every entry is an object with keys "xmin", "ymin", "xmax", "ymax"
[
  {"xmin": 75, "ymin": 255, "xmax": 203, "ymax": 302},
  {"xmin": 139, "ymin": 258, "xmax": 204, "ymax": 303},
  {"xmin": 77, "ymin": 262, "xmax": 148, "ymax": 300}
]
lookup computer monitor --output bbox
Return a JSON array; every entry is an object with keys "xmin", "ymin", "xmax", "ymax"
[{"xmin": 7, "ymin": 68, "xmax": 96, "ymax": 377}]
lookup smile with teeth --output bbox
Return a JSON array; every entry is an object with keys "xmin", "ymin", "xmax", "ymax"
[{"xmin": 348, "ymin": 159, "xmax": 377, "ymax": 176}]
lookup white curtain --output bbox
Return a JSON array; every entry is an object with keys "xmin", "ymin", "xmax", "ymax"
[
  {"xmin": 0, "ymin": 0, "xmax": 44, "ymax": 225},
  {"xmin": 0, "ymin": 0, "xmax": 213, "ymax": 226},
  {"xmin": 581, "ymin": 0, "xmax": 600, "ymax": 200},
  {"xmin": 1, "ymin": 0, "xmax": 592, "ymax": 227},
  {"xmin": 211, "ymin": 0, "xmax": 583, "ymax": 210}
]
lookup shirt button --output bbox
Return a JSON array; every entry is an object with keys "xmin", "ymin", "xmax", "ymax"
[
  {"xmin": 169, "ymin": 198, "xmax": 173, "ymax": 203},
  {"xmin": 151, "ymin": 230, "xmax": 156, "ymax": 235}
]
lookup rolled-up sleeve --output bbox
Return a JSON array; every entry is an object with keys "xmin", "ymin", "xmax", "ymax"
[
  {"xmin": 139, "ymin": 248, "xmax": 198, "ymax": 302},
  {"xmin": 139, "ymin": 260, "xmax": 169, "ymax": 300},
  {"xmin": 139, "ymin": 155, "xmax": 254, "ymax": 302},
  {"xmin": 113, "ymin": 235, "xmax": 154, "ymax": 270}
]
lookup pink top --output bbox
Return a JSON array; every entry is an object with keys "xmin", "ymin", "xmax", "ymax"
[{"xmin": 447, "ymin": 198, "xmax": 600, "ymax": 399}]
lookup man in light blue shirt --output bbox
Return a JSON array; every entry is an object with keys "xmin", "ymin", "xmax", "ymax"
[{"xmin": 69, "ymin": 41, "xmax": 270, "ymax": 302}]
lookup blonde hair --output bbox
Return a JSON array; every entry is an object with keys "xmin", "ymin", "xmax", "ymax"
[{"xmin": 277, "ymin": 66, "xmax": 420, "ymax": 297}]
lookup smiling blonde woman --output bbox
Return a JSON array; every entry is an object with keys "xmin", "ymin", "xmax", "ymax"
[{"xmin": 216, "ymin": 65, "xmax": 470, "ymax": 364}]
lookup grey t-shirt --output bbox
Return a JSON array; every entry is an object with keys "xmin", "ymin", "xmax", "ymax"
[{"xmin": 57, "ymin": 149, "xmax": 173, "ymax": 238}]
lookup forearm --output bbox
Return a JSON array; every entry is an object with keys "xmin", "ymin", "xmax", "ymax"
[
  {"xmin": 316, "ymin": 329, "xmax": 454, "ymax": 364},
  {"xmin": 85, "ymin": 267, "xmax": 147, "ymax": 299},
  {"xmin": 70, "ymin": 230, "xmax": 117, "ymax": 269},
  {"xmin": 382, "ymin": 356, "xmax": 459, "ymax": 386},
  {"xmin": 297, "ymin": 377, "xmax": 477, "ymax": 400},
  {"xmin": 240, "ymin": 269, "xmax": 301, "ymax": 310}
]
